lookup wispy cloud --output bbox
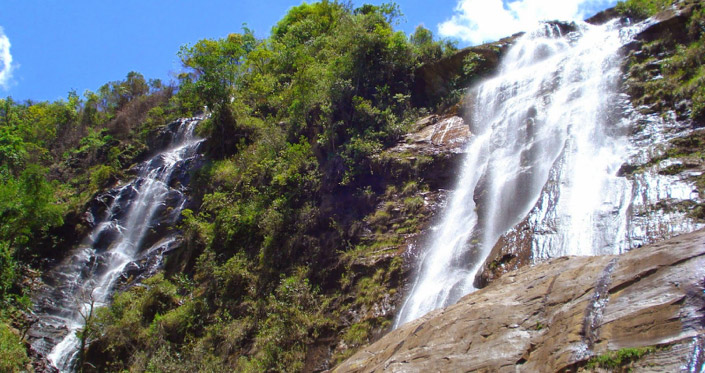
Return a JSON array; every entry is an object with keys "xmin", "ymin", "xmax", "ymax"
[
  {"xmin": 0, "ymin": 26, "xmax": 14, "ymax": 90},
  {"xmin": 438, "ymin": 0, "xmax": 615, "ymax": 45}
]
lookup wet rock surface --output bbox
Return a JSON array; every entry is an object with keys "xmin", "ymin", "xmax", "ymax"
[
  {"xmin": 27, "ymin": 118, "xmax": 204, "ymax": 370},
  {"xmin": 474, "ymin": 4, "xmax": 705, "ymax": 289},
  {"xmin": 396, "ymin": 115, "xmax": 470, "ymax": 155},
  {"xmin": 335, "ymin": 229, "xmax": 705, "ymax": 372},
  {"xmin": 474, "ymin": 219, "xmax": 533, "ymax": 288}
]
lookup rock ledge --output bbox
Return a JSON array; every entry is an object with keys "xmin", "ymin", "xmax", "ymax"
[{"xmin": 335, "ymin": 229, "xmax": 705, "ymax": 372}]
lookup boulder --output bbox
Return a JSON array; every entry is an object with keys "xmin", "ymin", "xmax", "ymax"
[
  {"xmin": 634, "ymin": 3, "xmax": 695, "ymax": 44},
  {"xmin": 585, "ymin": 7, "xmax": 620, "ymax": 25},
  {"xmin": 334, "ymin": 229, "xmax": 705, "ymax": 372}
]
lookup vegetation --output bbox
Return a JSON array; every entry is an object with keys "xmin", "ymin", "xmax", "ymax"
[
  {"xmin": 9, "ymin": 0, "xmax": 702, "ymax": 371},
  {"xmin": 620, "ymin": 0, "xmax": 705, "ymax": 222},
  {"xmin": 0, "ymin": 322, "xmax": 29, "ymax": 372},
  {"xmin": 0, "ymin": 71, "xmax": 179, "ymax": 370},
  {"xmin": 585, "ymin": 347, "xmax": 656, "ymax": 371},
  {"xmin": 616, "ymin": 0, "xmax": 672, "ymax": 18},
  {"xmin": 0, "ymin": 1, "xmax": 457, "ymax": 371},
  {"xmin": 83, "ymin": 2, "xmax": 458, "ymax": 370},
  {"xmin": 624, "ymin": 0, "xmax": 705, "ymax": 124}
]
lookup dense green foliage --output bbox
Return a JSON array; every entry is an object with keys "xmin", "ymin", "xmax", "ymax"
[
  {"xmin": 0, "ymin": 72, "xmax": 174, "ymax": 298},
  {"xmin": 616, "ymin": 0, "xmax": 673, "ymax": 18},
  {"xmin": 0, "ymin": 72, "xmax": 179, "ymax": 364},
  {"xmin": 82, "ymin": 2, "xmax": 457, "ymax": 371},
  {"xmin": 0, "ymin": 322, "xmax": 29, "ymax": 372},
  {"xmin": 0, "ymin": 1, "xmax": 456, "ymax": 371}
]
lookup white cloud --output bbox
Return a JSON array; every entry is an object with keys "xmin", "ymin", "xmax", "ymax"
[
  {"xmin": 0, "ymin": 26, "xmax": 14, "ymax": 90},
  {"xmin": 439, "ymin": 0, "xmax": 614, "ymax": 45}
]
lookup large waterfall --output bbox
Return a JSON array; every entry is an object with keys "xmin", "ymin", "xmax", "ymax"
[
  {"xmin": 30, "ymin": 117, "xmax": 203, "ymax": 372},
  {"xmin": 395, "ymin": 18, "xmax": 700, "ymax": 327}
]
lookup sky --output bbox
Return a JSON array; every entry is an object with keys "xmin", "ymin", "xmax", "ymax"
[{"xmin": 0, "ymin": 0, "xmax": 617, "ymax": 103}]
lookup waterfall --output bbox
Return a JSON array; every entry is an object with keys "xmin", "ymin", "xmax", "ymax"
[
  {"xmin": 30, "ymin": 117, "xmax": 204, "ymax": 372},
  {"xmin": 395, "ymin": 19, "xmax": 656, "ymax": 327}
]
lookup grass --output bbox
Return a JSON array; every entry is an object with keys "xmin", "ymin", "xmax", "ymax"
[
  {"xmin": 585, "ymin": 347, "xmax": 656, "ymax": 371},
  {"xmin": 0, "ymin": 322, "xmax": 29, "ymax": 372},
  {"xmin": 624, "ymin": 5, "xmax": 705, "ymax": 123},
  {"xmin": 616, "ymin": 0, "xmax": 673, "ymax": 19}
]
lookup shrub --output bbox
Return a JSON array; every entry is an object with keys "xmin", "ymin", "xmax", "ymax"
[
  {"xmin": 89, "ymin": 164, "xmax": 116, "ymax": 190},
  {"xmin": 616, "ymin": 0, "xmax": 673, "ymax": 19}
]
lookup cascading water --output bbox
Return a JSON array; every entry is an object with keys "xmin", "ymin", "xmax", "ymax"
[
  {"xmin": 29, "ymin": 117, "xmax": 204, "ymax": 372},
  {"xmin": 395, "ymin": 18, "xmax": 701, "ymax": 327}
]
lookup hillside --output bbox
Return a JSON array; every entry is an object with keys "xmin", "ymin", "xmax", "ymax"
[{"xmin": 1, "ymin": 0, "xmax": 704, "ymax": 372}]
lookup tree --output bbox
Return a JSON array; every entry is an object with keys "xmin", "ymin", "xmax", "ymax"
[
  {"xmin": 0, "ymin": 164, "xmax": 63, "ymax": 249},
  {"xmin": 76, "ymin": 286, "xmax": 98, "ymax": 373},
  {"xmin": 177, "ymin": 29, "xmax": 257, "ymax": 111}
]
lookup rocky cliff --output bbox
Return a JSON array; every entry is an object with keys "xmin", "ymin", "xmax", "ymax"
[
  {"xmin": 475, "ymin": 0, "xmax": 705, "ymax": 291},
  {"xmin": 16, "ymin": 1, "xmax": 705, "ymax": 371},
  {"xmin": 335, "ymin": 2, "xmax": 705, "ymax": 371},
  {"xmin": 335, "ymin": 228, "xmax": 705, "ymax": 372}
]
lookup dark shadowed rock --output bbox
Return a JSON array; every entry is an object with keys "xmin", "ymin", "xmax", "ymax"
[
  {"xmin": 635, "ymin": 4, "xmax": 694, "ymax": 43},
  {"xmin": 585, "ymin": 7, "xmax": 620, "ymax": 25},
  {"xmin": 473, "ymin": 218, "xmax": 533, "ymax": 288},
  {"xmin": 412, "ymin": 36, "xmax": 519, "ymax": 108}
]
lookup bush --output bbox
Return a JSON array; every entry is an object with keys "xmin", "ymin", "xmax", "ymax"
[
  {"xmin": 89, "ymin": 164, "xmax": 116, "ymax": 191},
  {"xmin": 616, "ymin": 0, "xmax": 673, "ymax": 18},
  {"xmin": 0, "ymin": 242, "xmax": 16, "ymax": 302},
  {"xmin": 586, "ymin": 347, "xmax": 656, "ymax": 369}
]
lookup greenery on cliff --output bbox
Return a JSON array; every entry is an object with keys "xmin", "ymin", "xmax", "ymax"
[
  {"xmin": 0, "ymin": 71, "xmax": 178, "ymax": 370},
  {"xmin": 622, "ymin": 0, "xmax": 705, "ymax": 124},
  {"xmin": 2, "ymin": 0, "xmax": 703, "ymax": 371},
  {"xmin": 84, "ymin": 2, "xmax": 458, "ymax": 371},
  {"xmin": 0, "ymin": 1, "xmax": 456, "ymax": 371}
]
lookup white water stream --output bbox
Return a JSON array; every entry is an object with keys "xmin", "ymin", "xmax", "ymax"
[
  {"xmin": 395, "ymin": 19, "xmax": 668, "ymax": 327},
  {"xmin": 32, "ymin": 118, "xmax": 203, "ymax": 372}
]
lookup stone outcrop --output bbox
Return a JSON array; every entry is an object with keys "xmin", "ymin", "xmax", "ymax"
[
  {"xmin": 335, "ymin": 229, "xmax": 705, "ymax": 372},
  {"xmin": 474, "ymin": 218, "xmax": 534, "ymax": 288},
  {"xmin": 328, "ymin": 114, "xmax": 473, "ymax": 363},
  {"xmin": 411, "ymin": 36, "xmax": 518, "ymax": 108},
  {"xmin": 373, "ymin": 114, "xmax": 471, "ymax": 190}
]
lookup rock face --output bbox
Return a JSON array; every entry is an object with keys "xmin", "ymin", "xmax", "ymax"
[
  {"xmin": 411, "ymin": 36, "xmax": 517, "ymax": 108},
  {"xmin": 327, "ymin": 114, "xmax": 473, "ymax": 363},
  {"xmin": 373, "ymin": 114, "xmax": 471, "ymax": 190},
  {"xmin": 474, "ymin": 1, "xmax": 705, "ymax": 291},
  {"xmin": 334, "ymin": 229, "xmax": 705, "ymax": 372}
]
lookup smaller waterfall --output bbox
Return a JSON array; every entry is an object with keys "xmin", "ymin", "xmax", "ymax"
[
  {"xmin": 30, "ymin": 117, "xmax": 203, "ymax": 372},
  {"xmin": 395, "ymin": 20, "xmax": 645, "ymax": 328}
]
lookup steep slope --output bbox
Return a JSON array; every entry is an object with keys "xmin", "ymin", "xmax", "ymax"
[{"xmin": 11, "ymin": 1, "xmax": 705, "ymax": 372}]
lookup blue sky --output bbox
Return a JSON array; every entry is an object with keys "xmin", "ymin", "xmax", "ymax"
[{"xmin": 0, "ymin": 0, "xmax": 617, "ymax": 103}]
